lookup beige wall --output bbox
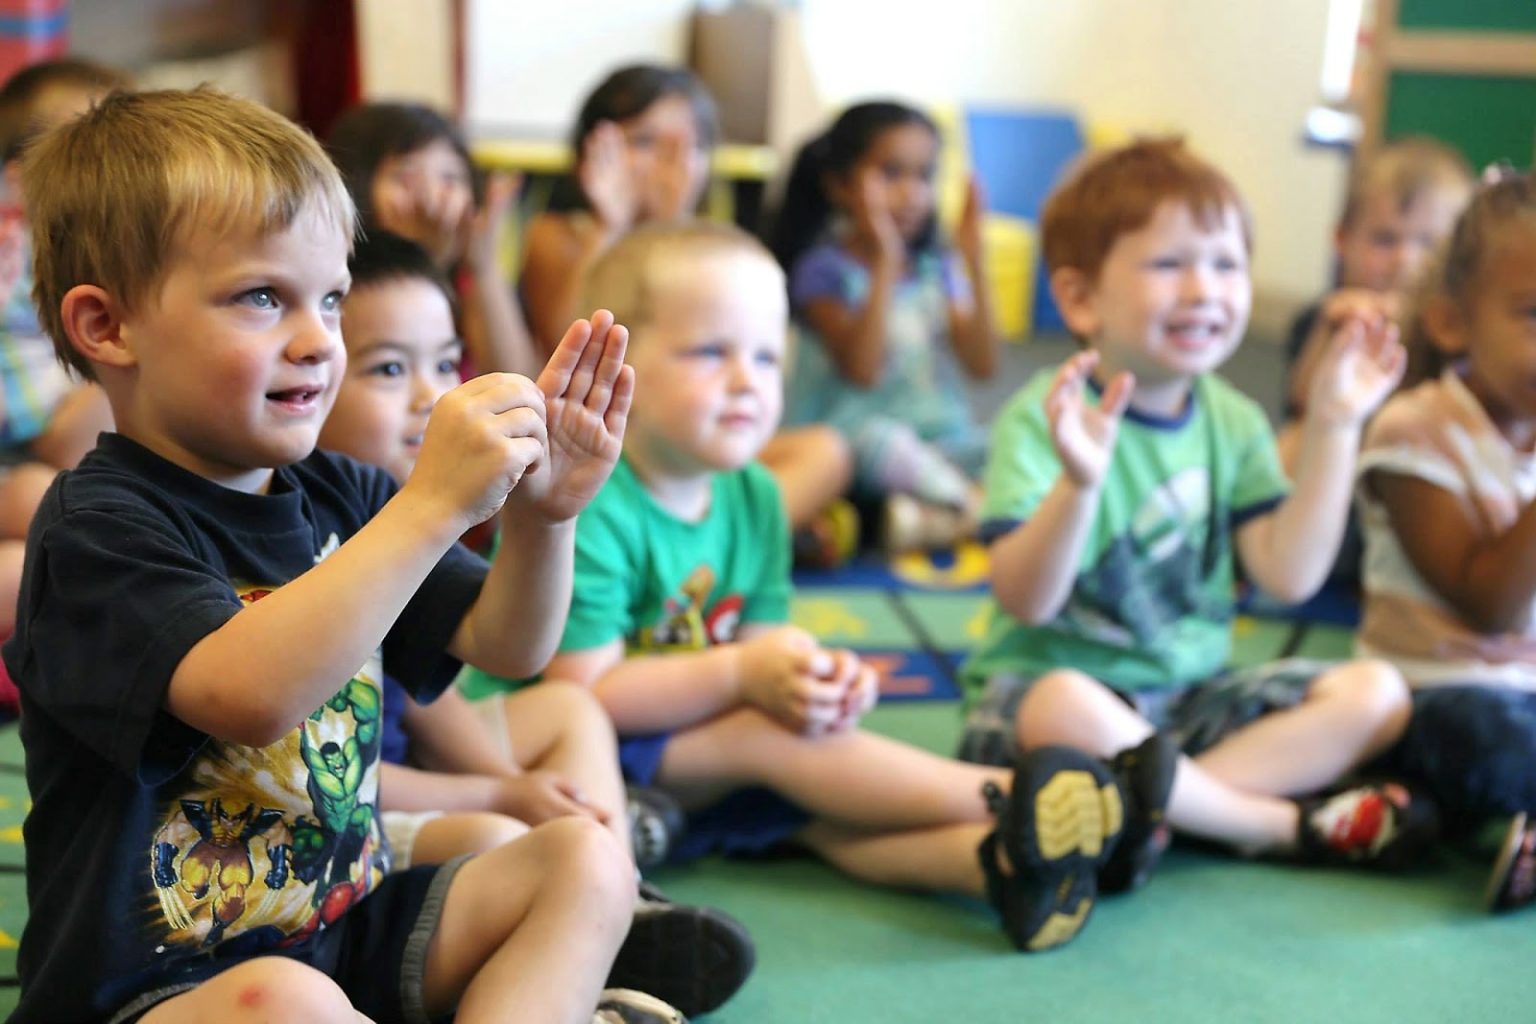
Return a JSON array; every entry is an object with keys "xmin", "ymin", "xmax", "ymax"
[{"xmin": 464, "ymin": 0, "xmax": 1350, "ymax": 323}]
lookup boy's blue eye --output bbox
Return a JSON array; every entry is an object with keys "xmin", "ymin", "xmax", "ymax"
[
  {"xmin": 1215, "ymin": 255, "xmax": 1243, "ymax": 272},
  {"xmin": 239, "ymin": 288, "xmax": 278, "ymax": 310},
  {"xmin": 323, "ymin": 291, "xmax": 346, "ymax": 312},
  {"xmin": 687, "ymin": 343, "xmax": 728, "ymax": 360},
  {"xmin": 1150, "ymin": 257, "xmax": 1183, "ymax": 271},
  {"xmin": 437, "ymin": 357, "xmax": 461, "ymax": 375},
  {"xmin": 369, "ymin": 361, "xmax": 405, "ymax": 378},
  {"xmin": 754, "ymin": 349, "xmax": 781, "ymax": 367}
]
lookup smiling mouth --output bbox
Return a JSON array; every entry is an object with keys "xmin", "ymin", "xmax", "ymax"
[{"xmin": 266, "ymin": 386, "xmax": 323, "ymax": 407}]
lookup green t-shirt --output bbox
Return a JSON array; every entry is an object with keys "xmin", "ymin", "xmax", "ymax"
[
  {"xmin": 459, "ymin": 457, "xmax": 792, "ymax": 699},
  {"xmin": 960, "ymin": 368, "xmax": 1290, "ymax": 699}
]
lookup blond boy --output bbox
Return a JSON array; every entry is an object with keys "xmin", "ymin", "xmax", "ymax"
[
  {"xmin": 3, "ymin": 88, "xmax": 681, "ymax": 1024},
  {"xmin": 959, "ymin": 139, "xmax": 1437, "ymax": 898},
  {"xmin": 521, "ymin": 219, "xmax": 1129, "ymax": 954}
]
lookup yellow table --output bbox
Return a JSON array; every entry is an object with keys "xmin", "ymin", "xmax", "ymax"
[{"xmin": 471, "ymin": 139, "xmax": 778, "ymax": 223}]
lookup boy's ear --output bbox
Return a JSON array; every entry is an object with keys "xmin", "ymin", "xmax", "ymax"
[
  {"xmin": 1050, "ymin": 266, "xmax": 1100, "ymax": 339},
  {"xmin": 1419, "ymin": 292, "xmax": 1469, "ymax": 358},
  {"xmin": 60, "ymin": 284, "xmax": 136, "ymax": 370}
]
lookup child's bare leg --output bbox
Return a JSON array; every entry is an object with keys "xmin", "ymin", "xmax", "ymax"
[
  {"xmin": 138, "ymin": 957, "xmax": 363, "ymax": 1024},
  {"xmin": 1192, "ymin": 659, "xmax": 1409, "ymax": 796},
  {"xmin": 422, "ymin": 816, "xmax": 634, "ymax": 1024},
  {"xmin": 800, "ymin": 820, "xmax": 990, "ymax": 894},
  {"xmin": 502, "ymin": 681, "xmax": 628, "ymax": 849},
  {"xmin": 760, "ymin": 425, "xmax": 853, "ymax": 529},
  {"xmin": 658, "ymin": 707, "xmax": 1008, "ymax": 830},
  {"xmin": 411, "ymin": 811, "xmax": 530, "ymax": 865},
  {"xmin": 0, "ymin": 539, "xmax": 23, "ymax": 635},
  {"xmin": 1016, "ymin": 669, "xmax": 1297, "ymax": 852}
]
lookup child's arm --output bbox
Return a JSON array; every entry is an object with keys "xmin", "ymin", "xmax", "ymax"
[
  {"xmin": 945, "ymin": 176, "xmax": 998, "ymax": 379},
  {"xmin": 450, "ymin": 313, "xmax": 633, "ymax": 678},
  {"xmin": 459, "ymin": 172, "xmax": 539, "ymax": 376},
  {"xmin": 1238, "ymin": 318, "xmax": 1404, "ymax": 602},
  {"xmin": 1375, "ymin": 473, "xmax": 1536, "ymax": 633},
  {"xmin": 548, "ymin": 624, "xmax": 860, "ymax": 737},
  {"xmin": 989, "ymin": 352, "xmax": 1133, "ymax": 623},
  {"xmin": 798, "ymin": 169, "xmax": 905, "ymax": 388},
  {"xmin": 168, "ymin": 374, "xmax": 550, "ymax": 747}
]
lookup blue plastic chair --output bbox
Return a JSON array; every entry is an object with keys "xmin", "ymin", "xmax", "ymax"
[{"xmin": 962, "ymin": 108, "xmax": 1084, "ymax": 333}]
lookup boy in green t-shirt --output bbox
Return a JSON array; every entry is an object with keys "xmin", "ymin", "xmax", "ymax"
[
  {"xmin": 959, "ymin": 139, "xmax": 1438, "ymax": 897},
  {"xmin": 539, "ymin": 220, "xmax": 1126, "ymax": 953}
]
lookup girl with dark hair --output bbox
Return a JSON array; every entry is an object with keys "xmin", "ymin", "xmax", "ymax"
[
  {"xmin": 327, "ymin": 102, "xmax": 536, "ymax": 376},
  {"xmin": 1355, "ymin": 170, "xmax": 1536, "ymax": 912},
  {"xmin": 770, "ymin": 101, "xmax": 998, "ymax": 551},
  {"xmin": 520, "ymin": 64, "xmax": 718, "ymax": 349},
  {"xmin": 523, "ymin": 65, "xmax": 853, "ymax": 543}
]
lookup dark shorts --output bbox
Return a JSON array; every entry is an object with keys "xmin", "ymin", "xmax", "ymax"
[
  {"xmin": 619, "ymin": 733, "xmax": 811, "ymax": 863},
  {"xmin": 957, "ymin": 659, "xmax": 1324, "ymax": 767},
  {"xmin": 1373, "ymin": 685, "xmax": 1536, "ymax": 831},
  {"xmin": 109, "ymin": 857, "xmax": 466, "ymax": 1024}
]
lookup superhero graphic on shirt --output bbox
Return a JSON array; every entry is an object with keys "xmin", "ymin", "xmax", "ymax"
[
  {"xmin": 147, "ymin": 571, "xmax": 387, "ymax": 950},
  {"xmin": 635, "ymin": 564, "xmax": 745, "ymax": 652}
]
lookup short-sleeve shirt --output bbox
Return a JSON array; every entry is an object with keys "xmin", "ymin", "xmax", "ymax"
[
  {"xmin": 560, "ymin": 457, "xmax": 791, "ymax": 659},
  {"xmin": 960, "ymin": 368, "xmax": 1290, "ymax": 697},
  {"xmin": 784, "ymin": 240, "xmax": 975, "ymax": 445},
  {"xmin": 1356, "ymin": 368, "xmax": 1536, "ymax": 688},
  {"xmin": 1, "ymin": 434, "xmax": 486, "ymax": 1024}
]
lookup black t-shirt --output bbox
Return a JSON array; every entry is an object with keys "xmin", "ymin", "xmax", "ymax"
[{"xmin": 1, "ymin": 434, "xmax": 486, "ymax": 1023}]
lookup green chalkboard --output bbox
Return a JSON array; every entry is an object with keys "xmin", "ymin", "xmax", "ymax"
[
  {"xmin": 1385, "ymin": 71, "xmax": 1536, "ymax": 168},
  {"xmin": 1396, "ymin": 0, "xmax": 1536, "ymax": 33}
]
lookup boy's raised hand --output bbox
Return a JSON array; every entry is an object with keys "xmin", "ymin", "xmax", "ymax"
[
  {"xmin": 1045, "ymin": 350, "xmax": 1134, "ymax": 488},
  {"xmin": 405, "ymin": 372, "xmax": 549, "ymax": 532},
  {"xmin": 736, "ymin": 625, "xmax": 852, "ymax": 737},
  {"xmin": 1307, "ymin": 315, "xmax": 1405, "ymax": 427},
  {"xmin": 509, "ymin": 310, "xmax": 634, "ymax": 523}
]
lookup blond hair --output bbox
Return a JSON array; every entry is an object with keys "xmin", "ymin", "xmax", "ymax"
[
  {"xmin": 1339, "ymin": 137, "xmax": 1473, "ymax": 230},
  {"xmin": 580, "ymin": 219, "xmax": 781, "ymax": 338},
  {"xmin": 22, "ymin": 87, "xmax": 356, "ymax": 379}
]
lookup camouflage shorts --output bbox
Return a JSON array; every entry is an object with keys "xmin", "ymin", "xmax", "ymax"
[{"xmin": 956, "ymin": 659, "xmax": 1326, "ymax": 767}]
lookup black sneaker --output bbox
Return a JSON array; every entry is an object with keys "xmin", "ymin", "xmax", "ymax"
[
  {"xmin": 593, "ymin": 988, "xmax": 687, "ymax": 1023},
  {"xmin": 606, "ymin": 882, "xmax": 754, "ymax": 1017},
  {"xmin": 1486, "ymin": 812, "xmax": 1536, "ymax": 913},
  {"xmin": 627, "ymin": 785, "xmax": 686, "ymax": 872},
  {"xmin": 1099, "ymin": 732, "xmax": 1179, "ymax": 894},
  {"xmin": 977, "ymin": 746, "xmax": 1124, "ymax": 953},
  {"xmin": 1295, "ymin": 780, "xmax": 1439, "ymax": 870}
]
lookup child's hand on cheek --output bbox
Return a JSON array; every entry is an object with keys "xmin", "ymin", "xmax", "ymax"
[
  {"xmin": 737, "ymin": 626, "xmax": 849, "ymax": 737},
  {"xmin": 1307, "ymin": 315, "xmax": 1406, "ymax": 428},
  {"xmin": 404, "ymin": 372, "xmax": 549, "ymax": 532},
  {"xmin": 1046, "ymin": 350, "xmax": 1134, "ymax": 489},
  {"xmin": 853, "ymin": 167, "xmax": 904, "ymax": 264},
  {"xmin": 508, "ymin": 310, "xmax": 633, "ymax": 523}
]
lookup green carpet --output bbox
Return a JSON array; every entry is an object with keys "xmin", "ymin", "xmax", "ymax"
[{"xmin": 0, "ymin": 577, "xmax": 1531, "ymax": 1021}]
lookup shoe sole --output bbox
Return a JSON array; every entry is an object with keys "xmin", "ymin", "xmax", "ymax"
[
  {"xmin": 998, "ymin": 748, "xmax": 1124, "ymax": 952},
  {"xmin": 608, "ymin": 903, "xmax": 756, "ymax": 1017},
  {"xmin": 1485, "ymin": 811, "xmax": 1529, "ymax": 913}
]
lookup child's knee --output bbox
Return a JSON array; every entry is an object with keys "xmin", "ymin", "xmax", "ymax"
[
  {"xmin": 534, "ymin": 680, "xmax": 616, "ymax": 739},
  {"xmin": 1317, "ymin": 659, "xmax": 1411, "ymax": 730},
  {"xmin": 522, "ymin": 815, "xmax": 631, "ymax": 897},
  {"xmin": 173, "ymin": 958, "xmax": 353, "ymax": 1024},
  {"xmin": 1017, "ymin": 670, "xmax": 1103, "ymax": 728}
]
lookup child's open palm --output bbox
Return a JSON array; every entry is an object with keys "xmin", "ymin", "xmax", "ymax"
[
  {"xmin": 579, "ymin": 121, "xmax": 640, "ymax": 233},
  {"xmin": 1046, "ymin": 350, "xmax": 1134, "ymax": 488},
  {"xmin": 1306, "ymin": 315, "xmax": 1405, "ymax": 427},
  {"xmin": 511, "ymin": 310, "xmax": 634, "ymax": 523}
]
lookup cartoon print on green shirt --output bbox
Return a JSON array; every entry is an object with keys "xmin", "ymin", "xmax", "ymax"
[{"xmin": 637, "ymin": 564, "xmax": 746, "ymax": 652}]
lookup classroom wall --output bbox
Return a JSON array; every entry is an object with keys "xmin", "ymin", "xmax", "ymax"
[{"xmin": 464, "ymin": 0, "xmax": 1348, "ymax": 329}]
